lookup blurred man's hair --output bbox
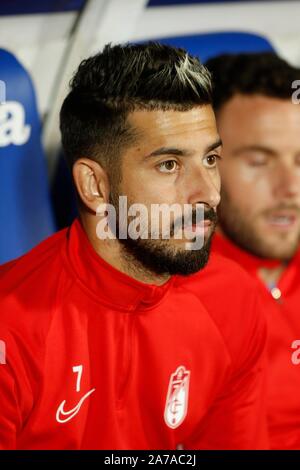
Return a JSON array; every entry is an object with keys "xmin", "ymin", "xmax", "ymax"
[
  {"xmin": 60, "ymin": 42, "xmax": 212, "ymax": 177},
  {"xmin": 205, "ymin": 52, "xmax": 300, "ymax": 112}
]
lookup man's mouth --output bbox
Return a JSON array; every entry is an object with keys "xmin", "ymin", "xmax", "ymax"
[
  {"xmin": 184, "ymin": 219, "xmax": 213, "ymax": 235},
  {"xmin": 265, "ymin": 211, "xmax": 299, "ymax": 230},
  {"xmin": 171, "ymin": 207, "xmax": 217, "ymax": 239},
  {"xmin": 183, "ymin": 219, "xmax": 214, "ymax": 239}
]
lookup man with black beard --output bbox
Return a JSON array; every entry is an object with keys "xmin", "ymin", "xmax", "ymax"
[
  {"xmin": 108, "ymin": 189, "xmax": 218, "ymax": 276},
  {"xmin": 206, "ymin": 52, "xmax": 300, "ymax": 449},
  {"xmin": 0, "ymin": 43, "xmax": 267, "ymax": 449}
]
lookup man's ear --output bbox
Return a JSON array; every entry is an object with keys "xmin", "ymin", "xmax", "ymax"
[{"xmin": 72, "ymin": 158, "xmax": 110, "ymax": 213}]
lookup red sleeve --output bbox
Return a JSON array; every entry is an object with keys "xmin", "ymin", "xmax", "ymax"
[
  {"xmin": 0, "ymin": 331, "xmax": 33, "ymax": 450},
  {"xmin": 187, "ymin": 290, "xmax": 269, "ymax": 449},
  {"xmin": 0, "ymin": 339, "xmax": 19, "ymax": 449}
]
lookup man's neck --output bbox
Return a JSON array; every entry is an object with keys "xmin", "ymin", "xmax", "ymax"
[
  {"xmin": 216, "ymin": 227, "xmax": 286, "ymax": 287},
  {"xmin": 80, "ymin": 216, "xmax": 170, "ymax": 286},
  {"xmin": 258, "ymin": 264, "xmax": 286, "ymax": 288}
]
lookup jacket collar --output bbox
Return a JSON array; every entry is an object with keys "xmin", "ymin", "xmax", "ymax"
[
  {"xmin": 64, "ymin": 219, "xmax": 174, "ymax": 311},
  {"xmin": 212, "ymin": 232, "xmax": 282, "ymax": 276},
  {"xmin": 212, "ymin": 231, "xmax": 300, "ymax": 292}
]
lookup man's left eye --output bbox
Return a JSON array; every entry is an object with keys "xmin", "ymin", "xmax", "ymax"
[
  {"xmin": 158, "ymin": 160, "xmax": 179, "ymax": 173},
  {"xmin": 203, "ymin": 155, "xmax": 221, "ymax": 168}
]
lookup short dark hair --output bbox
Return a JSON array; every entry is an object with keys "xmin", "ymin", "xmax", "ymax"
[
  {"xmin": 60, "ymin": 42, "xmax": 212, "ymax": 176},
  {"xmin": 205, "ymin": 52, "xmax": 300, "ymax": 112}
]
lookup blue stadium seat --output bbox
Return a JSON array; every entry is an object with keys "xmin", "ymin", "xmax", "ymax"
[
  {"xmin": 0, "ymin": 48, "xmax": 55, "ymax": 264},
  {"xmin": 148, "ymin": 31, "xmax": 274, "ymax": 62}
]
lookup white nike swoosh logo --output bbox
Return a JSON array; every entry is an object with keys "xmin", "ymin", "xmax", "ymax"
[{"xmin": 56, "ymin": 388, "xmax": 96, "ymax": 423}]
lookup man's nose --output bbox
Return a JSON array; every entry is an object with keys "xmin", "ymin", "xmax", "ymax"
[
  {"xmin": 273, "ymin": 162, "xmax": 300, "ymax": 200},
  {"xmin": 186, "ymin": 166, "xmax": 221, "ymax": 208}
]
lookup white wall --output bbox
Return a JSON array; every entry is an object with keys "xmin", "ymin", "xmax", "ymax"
[
  {"xmin": 0, "ymin": 12, "xmax": 75, "ymax": 115},
  {"xmin": 0, "ymin": 1, "xmax": 299, "ymax": 117}
]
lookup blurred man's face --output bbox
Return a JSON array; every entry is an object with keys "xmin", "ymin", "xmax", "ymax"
[
  {"xmin": 108, "ymin": 105, "xmax": 222, "ymax": 275},
  {"xmin": 217, "ymin": 94, "xmax": 300, "ymax": 260}
]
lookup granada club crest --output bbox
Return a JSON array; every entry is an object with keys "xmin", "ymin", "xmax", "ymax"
[{"xmin": 164, "ymin": 365, "xmax": 191, "ymax": 429}]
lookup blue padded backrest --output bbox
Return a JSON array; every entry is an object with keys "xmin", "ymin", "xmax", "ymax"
[
  {"xmin": 0, "ymin": 48, "xmax": 55, "ymax": 264},
  {"xmin": 148, "ymin": 31, "xmax": 274, "ymax": 62}
]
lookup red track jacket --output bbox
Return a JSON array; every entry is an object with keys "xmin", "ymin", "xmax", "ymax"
[
  {"xmin": 213, "ymin": 233, "xmax": 300, "ymax": 449},
  {"xmin": 0, "ymin": 220, "xmax": 268, "ymax": 449}
]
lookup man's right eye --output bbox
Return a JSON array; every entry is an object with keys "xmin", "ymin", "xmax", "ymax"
[
  {"xmin": 157, "ymin": 160, "xmax": 179, "ymax": 173},
  {"xmin": 246, "ymin": 155, "xmax": 268, "ymax": 166}
]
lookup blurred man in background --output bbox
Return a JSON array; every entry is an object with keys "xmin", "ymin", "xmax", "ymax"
[{"xmin": 206, "ymin": 52, "xmax": 300, "ymax": 449}]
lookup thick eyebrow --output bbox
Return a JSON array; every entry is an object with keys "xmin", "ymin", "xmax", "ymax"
[
  {"xmin": 145, "ymin": 138, "xmax": 222, "ymax": 159},
  {"xmin": 205, "ymin": 138, "xmax": 223, "ymax": 154},
  {"xmin": 233, "ymin": 145, "xmax": 277, "ymax": 157}
]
